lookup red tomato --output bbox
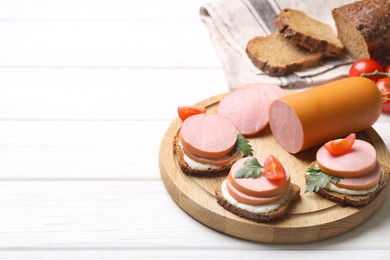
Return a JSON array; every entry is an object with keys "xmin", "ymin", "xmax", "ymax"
[
  {"xmin": 178, "ymin": 106, "xmax": 206, "ymax": 121},
  {"xmin": 349, "ymin": 58, "xmax": 384, "ymax": 81},
  {"xmin": 376, "ymin": 77, "xmax": 390, "ymax": 113},
  {"xmin": 263, "ymin": 155, "xmax": 286, "ymax": 180},
  {"xmin": 324, "ymin": 133, "xmax": 356, "ymax": 155}
]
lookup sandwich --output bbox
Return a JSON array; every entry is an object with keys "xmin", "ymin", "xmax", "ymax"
[
  {"xmin": 305, "ymin": 133, "xmax": 389, "ymax": 207},
  {"xmin": 216, "ymin": 155, "xmax": 300, "ymax": 223},
  {"xmin": 174, "ymin": 113, "xmax": 253, "ymax": 176}
]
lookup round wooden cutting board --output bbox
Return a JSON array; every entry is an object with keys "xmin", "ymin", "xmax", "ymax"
[{"xmin": 159, "ymin": 93, "xmax": 390, "ymax": 244}]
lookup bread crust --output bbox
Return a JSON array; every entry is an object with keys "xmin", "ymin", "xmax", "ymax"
[
  {"xmin": 173, "ymin": 134, "xmax": 234, "ymax": 176},
  {"xmin": 308, "ymin": 162, "xmax": 390, "ymax": 208},
  {"xmin": 275, "ymin": 9, "xmax": 343, "ymax": 56},
  {"xmin": 215, "ymin": 182, "xmax": 301, "ymax": 223}
]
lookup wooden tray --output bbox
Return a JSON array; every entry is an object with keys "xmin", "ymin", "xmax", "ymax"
[{"xmin": 159, "ymin": 93, "xmax": 390, "ymax": 244}]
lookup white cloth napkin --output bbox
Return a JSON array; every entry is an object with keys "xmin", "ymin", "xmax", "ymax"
[{"xmin": 200, "ymin": 0, "xmax": 355, "ymax": 89}]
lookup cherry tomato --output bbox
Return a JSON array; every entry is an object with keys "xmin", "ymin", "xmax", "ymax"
[
  {"xmin": 376, "ymin": 77, "xmax": 390, "ymax": 113},
  {"xmin": 349, "ymin": 58, "xmax": 384, "ymax": 81},
  {"xmin": 324, "ymin": 133, "xmax": 356, "ymax": 155},
  {"xmin": 178, "ymin": 106, "xmax": 206, "ymax": 121},
  {"xmin": 386, "ymin": 65, "xmax": 390, "ymax": 74},
  {"xmin": 263, "ymin": 155, "xmax": 286, "ymax": 180}
]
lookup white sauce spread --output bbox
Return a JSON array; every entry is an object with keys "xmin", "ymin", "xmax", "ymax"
[
  {"xmin": 220, "ymin": 180, "xmax": 290, "ymax": 213},
  {"xmin": 179, "ymin": 142, "xmax": 243, "ymax": 170},
  {"xmin": 183, "ymin": 153, "xmax": 221, "ymax": 170},
  {"xmin": 326, "ymin": 181, "xmax": 379, "ymax": 195}
]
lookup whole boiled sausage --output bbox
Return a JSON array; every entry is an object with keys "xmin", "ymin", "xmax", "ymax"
[{"xmin": 268, "ymin": 77, "xmax": 382, "ymax": 154}]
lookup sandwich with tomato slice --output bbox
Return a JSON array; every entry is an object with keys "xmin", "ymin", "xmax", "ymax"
[
  {"xmin": 305, "ymin": 133, "xmax": 389, "ymax": 207},
  {"xmin": 216, "ymin": 155, "xmax": 300, "ymax": 223},
  {"xmin": 174, "ymin": 107, "xmax": 253, "ymax": 176}
]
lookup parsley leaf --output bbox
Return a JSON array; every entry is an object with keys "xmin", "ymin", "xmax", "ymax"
[
  {"xmin": 305, "ymin": 165, "xmax": 341, "ymax": 193},
  {"xmin": 234, "ymin": 157, "xmax": 264, "ymax": 179},
  {"xmin": 230, "ymin": 133, "xmax": 253, "ymax": 156}
]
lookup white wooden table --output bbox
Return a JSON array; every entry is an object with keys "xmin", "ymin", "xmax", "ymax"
[{"xmin": 0, "ymin": 1, "xmax": 390, "ymax": 259}]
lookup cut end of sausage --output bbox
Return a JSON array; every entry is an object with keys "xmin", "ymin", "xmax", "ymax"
[{"xmin": 269, "ymin": 100, "xmax": 304, "ymax": 154}]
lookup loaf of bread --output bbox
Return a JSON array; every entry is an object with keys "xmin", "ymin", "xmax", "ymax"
[
  {"xmin": 332, "ymin": 0, "xmax": 390, "ymax": 67},
  {"xmin": 275, "ymin": 8, "xmax": 344, "ymax": 56}
]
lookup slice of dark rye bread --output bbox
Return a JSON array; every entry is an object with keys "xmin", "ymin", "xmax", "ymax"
[
  {"xmin": 307, "ymin": 162, "xmax": 390, "ymax": 208},
  {"xmin": 246, "ymin": 33, "xmax": 323, "ymax": 77},
  {"xmin": 215, "ymin": 182, "xmax": 300, "ymax": 223},
  {"xmin": 274, "ymin": 8, "xmax": 344, "ymax": 56},
  {"xmin": 173, "ymin": 134, "xmax": 237, "ymax": 176}
]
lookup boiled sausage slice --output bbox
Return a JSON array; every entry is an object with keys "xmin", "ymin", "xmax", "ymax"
[
  {"xmin": 182, "ymin": 144, "xmax": 239, "ymax": 166},
  {"xmin": 333, "ymin": 161, "xmax": 381, "ymax": 190},
  {"xmin": 268, "ymin": 77, "xmax": 382, "ymax": 154},
  {"xmin": 226, "ymin": 179, "xmax": 286, "ymax": 205},
  {"xmin": 316, "ymin": 139, "xmax": 377, "ymax": 178},
  {"xmin": 179, "ymin": 113, "xmax": 237, "ymax": 159},
  {"xmin": 227, "ymin": 157, "xmax": 290, "ymax": 198},
  {"xmin": 243, "ymin": 82, "xmax": 286, "ymax": 101},
  {"xmin": 217, "ymin": 88, "xmax": 271, "ymax": 136}
]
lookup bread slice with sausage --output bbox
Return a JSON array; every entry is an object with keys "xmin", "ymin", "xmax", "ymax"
[
  {"xmin": 174, "ymin": 113, "xmax": 254, "ymax": 177},
  {"xmin": 216, "ymin": 181, "xmax": 300, "ymax": 223},
  {"xmin": 173, "ymin": 134, "xmax": 239, "ymax": 176},
  {"xmin": 275, "ymin": 8, "xmax": 344, "ymax": 56},
  {"xmin": 215, "ymin": 156, "xmax": 301, "ymax": 223},
  {"xmin": 307, "ymin": 162, "xmax": 389, "ymax": 208},
  {"xmin": 305, "ymin": 137, "xmax": 389, "ymax": 208},
  {"xmin": 246, "ymin": 33, "xmax": 322, "ymax": 77}
]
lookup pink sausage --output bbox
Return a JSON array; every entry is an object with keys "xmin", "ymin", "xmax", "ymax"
[
  {"xmin": 227, "ymin": 157, "xmax": 290, "ymax": 197},
  {"xmin": 180, "ymin": 113, "xmax": 237, "ymax": 159},
  {"xmin": 334, "ymin": 161, "xmax": 382, "ymax": 190},
  {"xmin": 268, "ymin": 77, "xmax": 382, "ymax": 154},
  {"xmin": 316, "ymin": 139, "xmax": 377, "ymax": 178},
  {"xmin": 226, "ymin": 179, "xmax": 286, "ymax": 205},
  {"xmin": 217, "ymin": 88, "xmax": 271, "ymax": 136},
  {"xmin": 243, "ymin": 82, "xmax": 286, "ymax": 101}
]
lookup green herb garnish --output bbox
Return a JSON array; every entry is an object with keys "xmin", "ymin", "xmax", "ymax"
[
  {"xmin": 230, "ymin": 133, "xmax": 253, "ymax": 156},
  {"xmin": 305, "ymin": 165, "xmax": 341, "ymax": 193},
  {"xmin": 234, "ymin": 157, "xmax": 263, "ymax": 179}
]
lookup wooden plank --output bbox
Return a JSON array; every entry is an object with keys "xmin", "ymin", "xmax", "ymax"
[
  {"xmin": 0, "ymin": 0, "xmax": 212, "ymax": 21},
  {"xmin": 0, "ymin": 251, "xmax": 389, "ymax": 260},
  {"xmin": 0, "ymin": 68, "xmax": 226, "ymax": 120},
  {"xmin": 0, "ymin": 21, "xmax": 220, "ymax": 68},
  {"xmin": 0, "ymin": 121, "xmax": 170, "ymax": 179},
  {"xmin": 0, "ymin": 181, "xmax": 389, "ymax": 249}
]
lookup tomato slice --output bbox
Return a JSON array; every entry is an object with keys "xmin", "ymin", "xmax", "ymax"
[
  {"xmin": 178, "ymin": 106, "xmax": 206, "ymax": 121},
  {"xmin": 263, "ymin": 155, "xmax": 286, "ymax": 180},
  {"xmin": 324, "ymin": 133, "xmax": 356, "ymax": 155}
]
